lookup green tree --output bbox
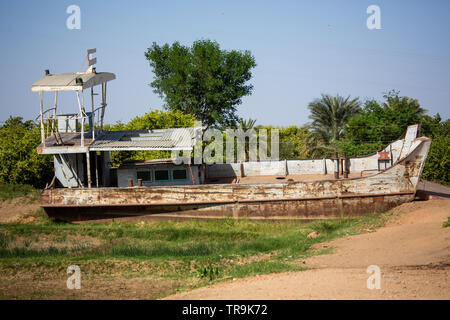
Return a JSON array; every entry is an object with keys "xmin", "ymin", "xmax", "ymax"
[
  {"xmin": 0, "ymin": 117, "xmax": 53, "ymax": 188},
  {"xmin": 304, "ymin": 94, "xmax": 361, "ymax": 157},
  {"xmin": 344, "ymin": 91, "xmax": 429, "ymax": 156},
  {"xmin": 145, "ymin": 40, "xmax": 257, "ymax": 128},
  {"xmin": 421, "ymin": 118, "xmax": 449, "ymax": 186},
  {"xmin": 341, "ymin": 91, "xmax": 448, "ymax": 185},
  {"xmin": 125, "ymin": 109, "xmax": 196, "ymax": 130},
  {"xmin": 278, "ymin": 126, "xmax": 309, "ymax": 159},
  {"xmin": 420, "ymin": 113, "xmax": 443, "ymax": 137},
  {"xmin": 255, "ymin": 125, "xmax": 309, "ymax": 160},
  {"xmin": 2, "ymin": 116, "xmax": 35, "ymax": 129}
]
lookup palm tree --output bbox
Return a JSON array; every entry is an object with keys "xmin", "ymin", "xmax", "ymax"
[
  {"xmin": 237, "ymin": 118, "xmax": 257, "ymax": 161},
  {"xmin": 238, "ymin": 118, "xmax": 257, "ymax": 131},
  {"xmin": 304, "ymin": 94, "xmax": 361, "ymax": 157}
]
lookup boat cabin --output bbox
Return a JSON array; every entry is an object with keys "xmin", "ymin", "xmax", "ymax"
[{"xmin": 117, "ymin": 159, "xmax": 204, "ymax": 187}]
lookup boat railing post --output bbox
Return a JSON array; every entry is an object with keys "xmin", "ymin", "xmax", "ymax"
[
  {"xmin": 390, "ymin": 144, "xmax": 393, "ymax": 167},
  {"xmin": 39, "ymin": 91, "xmax": 45, "ymax": 146},
  {"xmin": 333, "ymin": 151, "xmax": 339, "ymax": 179},
  {"xmin": 342, "ymin": 152, "xmax": 349, "ymax": 178},
  {"xmin": 284, "ymin": 159, "xmax": 288, "ymax": 177}
]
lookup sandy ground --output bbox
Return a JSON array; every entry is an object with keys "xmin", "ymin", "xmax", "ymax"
[
  {"xmin": 166, "ymin": 200, "xmax": 450, "ymax": 300},
  {"xmin": 0, "ymin": 197, "xmax": 40, "ymax": 223},
  {"xmin": 0, "ymin": 275, "xmax": 177, "ymax": 300}
]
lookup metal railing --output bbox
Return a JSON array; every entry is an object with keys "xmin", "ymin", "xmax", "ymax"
[{"xmin": 34, "ymin": 105, "xmax": 104, "ymax": 146}]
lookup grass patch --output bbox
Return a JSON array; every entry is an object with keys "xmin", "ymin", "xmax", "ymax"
[
  {"xmin": 0, "ymin": 183, "xmax": 40, "ymax": 201},
  {"xmin": 227, "ymin": 260, "xmax": 303, "ymax": 279},
  {"xmin": 443, "ymin": 217, "xmax": 450, "ymax": 228},
  {"xmin": 0, "ymin": 211, "xmax": 391, "ymax": 299}
]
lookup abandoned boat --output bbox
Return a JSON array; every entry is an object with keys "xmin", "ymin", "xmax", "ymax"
[{"xmin": 32, "ymin": 51, "xmax": 431, "ymax": 222}]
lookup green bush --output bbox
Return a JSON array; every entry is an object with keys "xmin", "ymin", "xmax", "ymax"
[
  {"xmin": 422, "ymin": 134, "xmax": 450, "ymax": 186},
  {"xmin": 0, "ymin": 117, "xmax": 53, "ymax": 188}
]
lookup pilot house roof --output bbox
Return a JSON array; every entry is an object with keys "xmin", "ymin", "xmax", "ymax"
[{"xmin": 30, "ymin": 70, "xmax": 115, "ymax": 92}]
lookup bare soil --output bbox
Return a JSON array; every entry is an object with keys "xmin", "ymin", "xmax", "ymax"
[
  {"xmin": 0, "ymin": 197, "xmax": 40, "ymax": 223},
  {"xmin": 166, "ymin": 200, "xmax": 450, "ymax": 300},
  {"xmin": 0, "ymin": 275, "xmax": 176, "ymax": 300}
]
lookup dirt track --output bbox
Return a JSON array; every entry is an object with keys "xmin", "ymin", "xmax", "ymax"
[{"xmin": 166, "ymin": 200, "xmax": 450, "ymax": 300}]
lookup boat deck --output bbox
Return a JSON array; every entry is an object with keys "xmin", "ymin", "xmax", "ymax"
[{"xmin": 206, "ymin": 172, "xmax": 374, "ymax": 184}]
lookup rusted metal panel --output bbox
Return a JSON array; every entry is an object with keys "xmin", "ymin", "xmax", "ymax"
[{"xmin": 42, "ymin": 194, "xmax": 414, "ymax": 222}]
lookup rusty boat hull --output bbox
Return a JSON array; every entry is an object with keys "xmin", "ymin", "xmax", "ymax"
[{"xmin": 40, "ymin": 137, "xmax": 431, "ymax": 222}]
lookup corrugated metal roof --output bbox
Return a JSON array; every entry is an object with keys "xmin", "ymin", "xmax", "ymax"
[
  {"xmin": 89, "ymin": 128, "xmax": 199, "ymax": 151},
  {"xmin": 31, "ymin": 71, "xmax": 115, "ymax": 92}
]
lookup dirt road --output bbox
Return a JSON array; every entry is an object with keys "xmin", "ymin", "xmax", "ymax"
[{"xmin": 166, "ymin": 200, "xmax": 450, "ymax": 300}]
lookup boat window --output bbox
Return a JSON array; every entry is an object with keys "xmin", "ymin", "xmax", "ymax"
[
  {"xmin": 136, "ymin": 169, "xmax": 152, "ymax": 182},
  {"xmin": 172, "ymin": 168, "xmax": 187, "ymax": 181},
  {"xmin": 154, "ymin": 169, "xmax": 170, "ymax": 181}
]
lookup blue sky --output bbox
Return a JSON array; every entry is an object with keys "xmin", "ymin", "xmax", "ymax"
[{"xmin": 0, "ymin": 0, "xmax": 449, "ymax": 126}]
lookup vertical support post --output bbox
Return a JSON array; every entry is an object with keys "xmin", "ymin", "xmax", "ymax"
[
  {"xmin": 240, "ymin": 161, "xmax": 245, "ymax": 178},
  {"xmin": 103, "ymin": 151, "xmax": 111, "ymax": 187},
  {"xmin": 100, "ymin": 82, "xmax": 107, "ymax": 130},
  {"xmin": 284, "ymin": 159, "xmax": 288, "ymax": 177},
  {"xmin": 81, "ymin": 90, "xmax": 85, "ymax": 146},
  {"xmin": 188, "ymin": 165, "xmax": 196, "ymax": 185},
  {"xmin": 76, "ymin": 90, "xmax": 85, "ymax": 147},
  {"xmin": 200, "ymin": 163, "xmax": 206, "ymax": 184},
  {"xmin": 91, "ymin": 87, "xmax": 95, "ymax": 140},
  {"xmin": 94, "ymin": 152, "xmax": 99, "ymax": 188},
  {"xmin": 52, "ymin": 91, "xmax": 58, "ymax": 133},
  {"xmin": 86, "ymin": 151, "xmax": 92, "ymax": 188},
  {"xmin": 342, "ymin": 152, "xmax": 348, "ymax": 178},
  {"xmin": 333, "ymin": 151, "xmax": 339, "ymax": 179},
  {"xmin": 204, "ymin": 163, "xmax": 208, "ymax": 180},
  {"xmin": 39, "ymin": 91, "xmax": 45, "ymax": 146}
]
